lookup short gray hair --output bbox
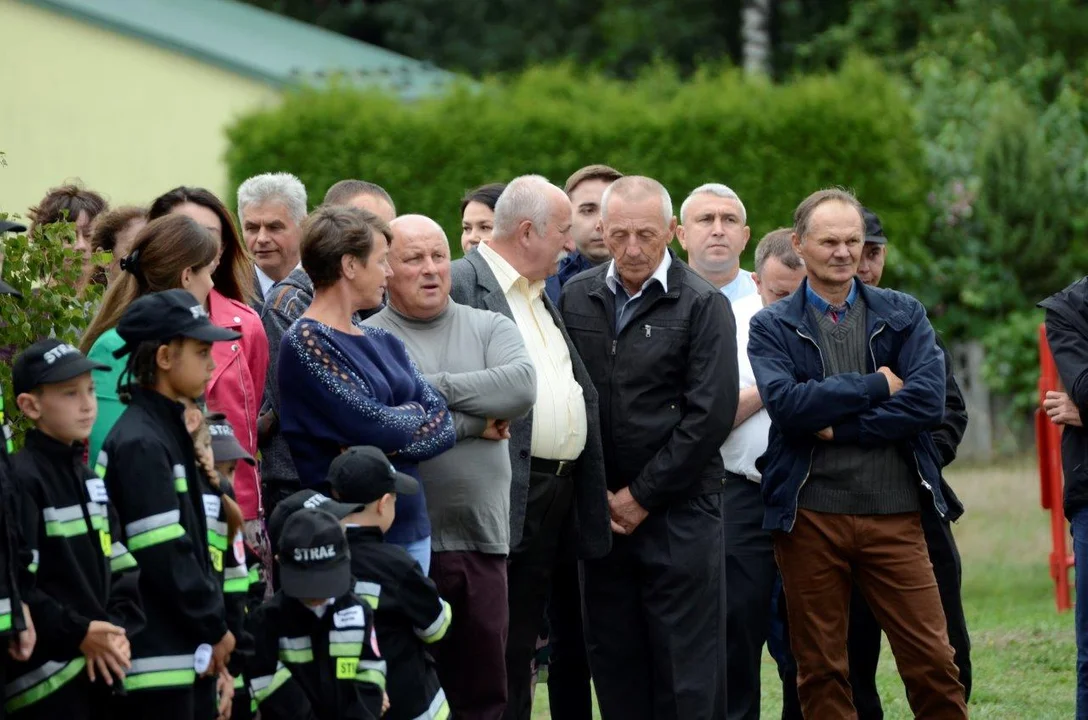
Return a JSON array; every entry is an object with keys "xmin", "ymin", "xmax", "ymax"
[
  {"xmin": 600, "ymin": 176, "xmax": 673, "ymax": 226},
  {"xmin": 754, "ymin": 228, "xmax": 803, "ymax": 275},
  {"xmin": 680, "ymin": 183, "xmax": 747, "ymax": 225},
  {"xmin": 237, "ymin": 172, "xmax": 308, "ymax": 224},
  {"xmin": 793, "ymin": 187, "xmax": 863, "ymax": 243},
  {"xmin": 492, "ymin": 175, "xmax": 560, "ymax": 240}
]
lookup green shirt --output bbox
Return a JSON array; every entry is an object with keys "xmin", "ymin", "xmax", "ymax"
[{"xmin": 88, "ymin": 329, "xmax": 125, "ymax": 466}]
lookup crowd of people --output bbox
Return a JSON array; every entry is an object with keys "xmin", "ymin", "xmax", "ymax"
[{"xmin": 4, "ymin": 160, "xmax": 1077, "ymax": 719}]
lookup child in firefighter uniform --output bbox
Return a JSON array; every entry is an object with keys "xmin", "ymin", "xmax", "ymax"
[
  {"xmin": 329, "ymin": 446, "xmax": 452, "ymax": 720},
  {"xmin": 247, "ymin": 507, "xmax": 386, "ymax": 719},
  {"xmin": 98, "ymin": 290, "xmax": 240, "ymax": 719},
  {"xmin": 5, "ymin": 339, "xmax": 144, "ymax": 718}
]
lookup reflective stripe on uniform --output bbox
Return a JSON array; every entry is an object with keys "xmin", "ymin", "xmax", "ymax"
[
  {"xmin": 328, "ymin": 629, "xmax": 364, "ymax": 657},
  {"xmin": 27, "ymin": 549, "xmax": 39, "ymax": 575},
  {"xmin": 251, "ymin": 663, "xmax": 292, "ymax": 703},
  {"xmin": 355, "ymin": 659, "xmax": 387, "ymax": 689},
  {"xmin": 415, "ymin": 599, "xmax": 452, "ymax": 644},
  {"xmin": 278, "ymin": 636, "xmax": 313, "ymax": 664},
  {"xmin": 109, "ymin": 541, "xmax": 137, "ymax": 572},
  {"xmin": 4, "ymin": 658, "xmax": 86, "ymax": 712},
  {"xmin": 206, "ymin": 522, "xmax": 228, "ymax": 551},
  {"xmin": 125, "ymin": 510, "xmax": 185, "ymax": 551},
  {"xmin": 42, "ymin": 505, "xmax": 88, "ymax": 537},
  {"xmin": 173, "ymin": 464, "xmax": 188, "ymax": 493},
  {"xmin": 413, "ymin": 687, "xmax": 451, "ymax": 720},
  {"xmin": 354, "ymin": 580, "xmax": 381, "ymax": 609},
  {"xmin": 94, "ymin": 451, "xmax": 108, "ymax": 479},
  {"xmin": 223, "ymin": 565, "xmax": 249, "ymax": 594},
  {"xmin": 0, "ymin": 598, "xmax": 11, "ymax": 633},
  {"xmin": 247, "ymin": 566, "xmax": 260, "ymax": 585},
  {"xmin": 123, "ymin": 655, "xmax": 197, "ymax": 692}
]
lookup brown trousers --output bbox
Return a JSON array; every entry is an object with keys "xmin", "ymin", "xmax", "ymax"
[{"xmin": 774, "ymin": 509, "xmax": 968, "ymax": 719}]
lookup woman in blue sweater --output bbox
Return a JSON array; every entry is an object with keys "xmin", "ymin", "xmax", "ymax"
[{"xmin": 278, "ymin": 205, "xmax": 455, "ymax": 574}]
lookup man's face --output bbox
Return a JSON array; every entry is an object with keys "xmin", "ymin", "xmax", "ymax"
[
  {"xmin": 519, "ymin": 192, "xmax": 574, "ymax": 282},
  {"xmin": 346, "ymin": 194, "xmax": 396, "ymax": 225},
  {"xmin": 387, "ymin": 225, "xmax": 451, "ymax": 320},
  {"xmin": 603, "ymin": 194, "xmax": 676, "ymax": 292},
  {"xmin": 569, "ymin": 178, "xmax": 613, "ymax": 264},
  {"xmin": 857, "ymin": 242, "xmax": 886, "ymax": 287},
  {"xmin": 677, "ymin": 194, "xmax": 750, "ymax": 280},
  {"xmin": 793, "ymin": 201, "xmax": 863, "ymax": 289},
  {"xmin": 754, "ymin": 256, "xmax": 806, "ymax": 307},
  {"xmin": 241, "ymin": 202, "xmax": 303, "ymax": 283}
]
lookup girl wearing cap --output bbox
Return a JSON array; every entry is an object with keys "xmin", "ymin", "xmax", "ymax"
[
  {"xmin": 276, "ymin": 205, "xmax": 455, "ymax": 574},
  {"xmin": 81, "ymin": 214, "xmax": 220, "ymax": 468},
  {"xmin": 97, "ymin": 289, "xmax": 240, "ymax": 719},
  {"xmin": 149, "ymin": 188, "xmax": 269, "ymax": 557}
]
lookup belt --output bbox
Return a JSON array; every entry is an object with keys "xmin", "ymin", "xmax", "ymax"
[{"xmin": 530, "ymin": 457, "xmax": 577, "ymax": 477}]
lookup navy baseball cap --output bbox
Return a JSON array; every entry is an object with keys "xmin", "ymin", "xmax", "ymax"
[
  {"xmin": 114, "ymin": 289, "xmax": 240, "ymax": 358},
  {"xmin": 278, "ymin": 508, "xmax": 352, "ymax": 599},
  {"xmin": 206, "ymin": 413, "xmax": 255, "ymax": 467},
  {"xmin": 13, "ymin": 339, "xmax": 109, "ymax": 395},
  {"xmin": 267, "ymin": 489, "xmax": 365, "ymax": 552},
  {"xmin": 328, "ymin": 445, "xmax": 419, "ymax": 505},
  {"xmin": 861, "ymin": 207, "xmax": 887, "ymax": 245}
]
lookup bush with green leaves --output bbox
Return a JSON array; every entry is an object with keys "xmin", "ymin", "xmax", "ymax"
[
  {"xmin": 0, "ymin": 219, "xmax": 103, "ymax": 450},
  {"xmin": 225, "ymin": 56, "xmax": 932, "ymax": 284}
]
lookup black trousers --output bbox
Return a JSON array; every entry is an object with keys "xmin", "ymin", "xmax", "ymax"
[
  {"xmin": 503, "ymin": 469, "xmax": 574, "ymax": 720},
  {"xmin": 723, "ymin": 474, "xmax": 777, "ymax": 720},
  {"xmin": 115, "ymin": 687, "xmax": 196, "ymax": 720},
  {"xmin": 778, "ymin": 504, "xmax": 972, "ymax": 719},
  {"xmin": 10, "ymin": 674, "xmax": 114, "ymax": 719},
  {"xmin": 583, "ymin": 492, "xmax": 726, "ymax": 720},
  {"xmin": 547, "ymin": 518, "xmax": 593, "ymax": 720}
]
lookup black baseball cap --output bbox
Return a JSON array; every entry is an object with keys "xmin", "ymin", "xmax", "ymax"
[
  {"xmin": 861, "ymin": 207, "xmax": 887, "ymax": 245},
  {"xmin": 13, "ymin": 339, "xmax": 109, "ymax": 396},
  {"xmin": 113, "ymin": 289, "xmax": 241, "ymax": 358},
  {"xmin": 206, "ymin": 413, "xmax": 255, "ymax": 467},
  {"xmin": 0, "ymin": 220, "xmax": 26, "ymax": 235},
  {"xmin": 328, "ymin": 445, "xmax": 419, "ymax": 505},
  {"xmin": 267, "ymin": 489, "xmax": 365, "ymax": 551},
  {"xmin": 278, "ymin": 508, "xmax": 351, "ymax": 599}
]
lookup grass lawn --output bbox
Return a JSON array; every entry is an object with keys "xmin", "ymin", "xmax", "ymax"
[{"xmin": 531, "ymin": 459, "xmax": 1077, "ymax": 718}]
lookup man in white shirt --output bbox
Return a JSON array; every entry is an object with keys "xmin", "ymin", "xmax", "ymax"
[
  {"xmin": 236, "ymin": 172, "xmax": 307, "ymax": 309},
  {"xmin": 677, "ymin": 183, "xmax": 759, "ymax": 303},
  {"xmin": 718, "ymin": 228, "xmax": 805, "ymax": 719}
]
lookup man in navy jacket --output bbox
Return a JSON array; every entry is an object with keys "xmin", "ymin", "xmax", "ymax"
[{"xmin": 748, "ymin": 188, "xmax": 966, "ymax": 719}]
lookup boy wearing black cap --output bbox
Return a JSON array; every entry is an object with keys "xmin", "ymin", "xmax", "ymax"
[
  {"xmin": 247, "ymin": 508, "xmax": 386, "ymax": 719},
  {"xmin": 329, "ymin": 446, "xmax": 451, "ymax": 720},
  {"xmin": 97, "ymin": 289, "xmax": 241, "ymax": 719},
  {"xmin": 5, "ymin": 340, "xmax": 145, "ymax": 718}
]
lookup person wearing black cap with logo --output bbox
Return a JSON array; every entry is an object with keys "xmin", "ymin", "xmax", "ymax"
[
  {"xmin": 5, "ymin": 339, "xmax": 144, "ymax": 718},
  {"xmin": 247, "ymin": 508, "xmax": 386, "ymax": 719},
  {"xmin": 328, "ymin": 446, "xmax": 451, "ymax": 720},
  {"xmin": 96, "ymin": 289, "xmax": 241, "ymax": 719}
]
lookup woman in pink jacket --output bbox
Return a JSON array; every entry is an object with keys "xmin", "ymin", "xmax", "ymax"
[{"xmin": 149, "ymin": 187, "xmax": 271, "ymax": 571}]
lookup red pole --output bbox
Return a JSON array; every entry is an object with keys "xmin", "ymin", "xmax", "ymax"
[{"xmin": 1037, "ymin": 324, "xmax": 1074, "ymax": 612}]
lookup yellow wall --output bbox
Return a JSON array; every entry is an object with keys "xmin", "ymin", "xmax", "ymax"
[{"xmin": 0, "ymin": 1, "xmax": 281, "ymax": 220}]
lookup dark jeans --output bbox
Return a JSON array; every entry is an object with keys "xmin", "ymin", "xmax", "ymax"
[
  {"xmin": 503, "ymin": 469, "xmax": 574, "ymax": 720},
  {"xmin": 431, "ymin": 550, "xmax": 510, "ymax": 720},
  {"xmin": 776, "ymin": 505, "xmax": 972, "ymax": 719},
  {"xmin": 1074, "ymin": 507, "xmax": 1088, "ymax": 719},
  {"xmin": 723, "ymin": 475, "xmax": 777, "ymax": 720},
  {"xmin": 547, "ymin": 520, "xmax": 593, "ymax": 720},
  {"xmin": 583, "ymin": 492, "xmax": 726, "ymax": 720}
]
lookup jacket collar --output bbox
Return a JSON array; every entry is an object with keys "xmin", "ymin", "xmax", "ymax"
[
  {"xmin": 589, "ymin": 248, "xmax": 684, "ymax": 303},
  {"xmin": 345, "ymin": 525, "xmax": 384, "ymax": 544},
  {"xmin": 464, "ymin": 248, "xmax": 515, "ymax": 317},
  {"xmin": 24, "ymin": 428, "xmax": 85, "ymax": 461},
  {"xmin": 778, "ymin": 277, "xmax": 912, "ymax": 334},
  {"xmin": 128, "ymin": 386, "xmax": 190, "ymax": 444}
]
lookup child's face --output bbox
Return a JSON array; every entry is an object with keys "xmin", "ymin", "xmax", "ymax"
[
  {"xmin": 161, "ymin": 339, "xmax": 215, "ymax": 400},
  {"xmin": 17, "ymin": 373, "xmax": 97, "ymax": 445},
  {"xmin": 215, "ymin": 461, "xmax": 237, "ymax": 484}
]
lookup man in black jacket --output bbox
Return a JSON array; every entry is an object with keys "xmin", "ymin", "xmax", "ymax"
[
  {"xmin": 559, "ymin": 176, "xmax": 738, "ymax": 720},
  {"xmin": 1040, "ymin": 277, "xmax": 1088, "ymax": 718}
]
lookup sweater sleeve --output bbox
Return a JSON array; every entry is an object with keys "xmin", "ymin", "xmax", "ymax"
[{"xmin": 88, "ymin": 332, "xmax": 125, "ymax": 466}]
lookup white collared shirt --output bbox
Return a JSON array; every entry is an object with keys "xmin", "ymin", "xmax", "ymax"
[
  {"xmin": 720, "ymin": 269, "xmax": 758, "ymax": 304},
  {"xmin": 604, "ymin": 251, "xmax": 672, "ymax": 299},
  {"xmin": 477, "ymin": 243, "xmax": 587, "ymax": 461},
  {"xmin": 255, "ymin": 262, "xmax": 302, "ymax": 299},
  {"xmin": 720, "ymin": 293, "xmax": 771, "ymax": 482}
]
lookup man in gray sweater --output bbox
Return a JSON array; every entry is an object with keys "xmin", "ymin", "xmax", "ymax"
[{"xmin": 366, "ymin": 214, "xmax": 537, "ymax": 720}]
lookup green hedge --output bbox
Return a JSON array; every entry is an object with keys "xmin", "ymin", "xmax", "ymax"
[{"xmin": 226, "ymin": 56, "xmax": 931, "ymax": 280}]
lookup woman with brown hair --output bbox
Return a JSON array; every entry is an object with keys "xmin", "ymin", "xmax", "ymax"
[
  {"xmin": 82, "ymin": 213, "xmax": 221, "ymax": 465},
  {"xmin": 91, "ymin": 206, "xmax": 147, "ymax": 286},
  {"xmin": 27, "ymin": 183, "xmax": 109, "ymax": 292},
  {"xmin": 147, "ymin": 187, "xmax": 270, "ymax": 550}
]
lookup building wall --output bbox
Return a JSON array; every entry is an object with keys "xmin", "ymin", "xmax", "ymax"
[{"xmin": 0, "ymin": 1, "xmax": 280, "ymax": 219}]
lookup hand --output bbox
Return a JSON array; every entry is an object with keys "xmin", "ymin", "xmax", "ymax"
[
  {"xmin": 208, "ymin": 630, "xmax": 236, "ymax": 677},
  {"xmin": 877, "ymin": 366, "xmax": 903, "ymax": 395},
  {"xmin": 382, "ymin": 691, "xmax": 391, "ymax": 715},
  {"xmin": 481, "ymin": 418, "xmax": 511, "ymax": 441},
  {"xmin": 1045, "ymin": 391, "xmax": 1083, "ymax": 427},
  {"xmin": 815, "ymin": 427, "xmax": 834, "ymax": 441},
  {"xmin": 8, "ymin": 603, "xmax": 34, "ymax": 662},
  {"xmin": 257, "ymin": 410, "xmax": 277, "ymax": 443},
  {"xmin": 80, "ymin": 621, "xmax": 130, "ymax": 685},
  {"xmin": 608, "ymin": 487, "xmax": 649, "ymax": 535},
  {"xmin": 216, "ymin": 669, "xmax": 235, "ymax": 720}
]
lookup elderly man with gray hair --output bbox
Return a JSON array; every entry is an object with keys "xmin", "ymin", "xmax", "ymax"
[
  {"xmin": 560, "ymin": 175, "xmax": 737, "ymax": 720},
  {"xmin": 366, "ymin": 214, "xmax": 537, "ymax": 718},
  {"xmin": 678, "ymin": 183, "xmax": 758, "ymax": 303},
  {"xmin": 450, "ymin": 175, "xmax": 611, "ymax": 720},
  {"xmin": 235, "ymin": 172, "xmax": 312, "ymax": 517}
]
